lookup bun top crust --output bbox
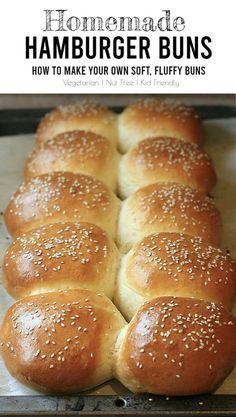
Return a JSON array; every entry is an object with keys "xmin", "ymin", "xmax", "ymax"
[
  {"xmin": 3, "ymin": 222, "xmax": 119, "ymax": 299},
  {"xmin": 125, "ymin": 232, "xmax": 236, "ymax": 308},
  {"xmin": 120, "ymin": 182, "xmax": 222, "ymax": 247},
  {"xmin": 24, "ymin": 130, "xmax": 119, "ymax": 190},
  {"xmin": 119, "ymin": 99, "xmax": 203, "ymax": 151},
  {"xmin": 4, "ymin": 172, "xmax": 120, "ymax": 238},
  {"xmin": 0, "ymin": 289, "xmax": 126, "ymax": 393},
  {"xmin": 122, "ymin": 136, "xmax": 216, "ymax": 192},
  {"xmin": 36, "ymin": 102, "xmax": 118, "ymax": 145},
  {"xmin": 116, "ymin": 296, "xmax": 236, "ymax": 395},
  {"xmin": 26, "ymin": 130, "xmax": 117, "ymax": 174}
]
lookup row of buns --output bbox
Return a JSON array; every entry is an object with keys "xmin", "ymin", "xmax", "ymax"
[
  {"xmin": 1, "ymin": 99, "xmax": 236, "ymax": 397},
  {"xmin": 35, "ymin": 99, "xmax": 203, "ymax": 152},
  {"xmin": 1, "ymin": 289, "xmax": 236, "ymax": 395},
  {"xmin": 3, "ymin": 222, "xmax": 236, "ymax": 319},
  {"xmin": 4, "ymin": 172, "xmax": 221, "ymax": 251},
  {"xmin": 25, "ymin": 132, "xmax": 216, "ymax": 197}
]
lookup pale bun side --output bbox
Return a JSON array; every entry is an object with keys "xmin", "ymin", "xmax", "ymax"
[
  {"xmin": 115, "ymin": 296, "xmax": 236, "ymax": 395},
  {"xmin": 4, "ymin": 172, "xmax": 120, "ymax": 238},
  {"xmin": 25, "ymin": 130, "xmax": 120, "ymax": 192},
  {"xmin": 3, "ymin": 222, "xmax": 120, "ymax": 300},
  {"xmin": 36, "ymin": 102, "xmax": 118, "ymax": 146},
  {"xmin": 117, "ymin": 182, "xmax": 222, "ymax": 253},
  {"xmin": 0, "ymin": 289, "xmax": 127, "ymax": 393},
  {"xmin": 114, "ymin": 256, "xmax": 147, "ymax": 321},
  {"xmin": 115, "ymin": 233, "xmax": 236, "ymax": 320},
  {"xmin": 118, "ymin": 99, "xmax": 203, "ymax": 152},
  {"xmin": 118, "ymin": 136, "xmax": 216, "ymax": 199}
]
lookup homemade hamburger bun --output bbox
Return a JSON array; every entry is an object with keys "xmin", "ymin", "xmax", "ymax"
[
  {"xmin": 117, "ymin": 182, "xmax": 222, "ymax": 253},
  {"xmin": 25, "ymin": 130, "xmax": 120, "ymax": 192},
  {"xmin": 118, "ymin": 99, "xmax": 203, "ymax": 152},
  {"xmin": 115, "ymin": 296, "xmax": 236, "ymax": 395},
  {"xmin": 0, "ymin": 289, "xmax": 126, "ymax": 393},
  {"xmin": 118, "ymin": 136, "xmax": 216, "ymax": 199},
  {"xmin": 36, "ymin": 102, "xmax": 118, "ymax": 146},
  {"xmin": 115, "ymin": 233, "xmax": 236, "ymax": 320},
  {"xmin": 3, "ymin": 222, "xmax": 120, "ymax": 300},
  {"xmin": 4, "ymin": 172, "xmax": 120, "ymax": 238}
]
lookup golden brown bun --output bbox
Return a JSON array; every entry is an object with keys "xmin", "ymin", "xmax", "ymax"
[
  {"xmin": 36, "ymin": 102, "xmax": 118, "ymax": 146},
  {"xmin": 3, "ymin": 222, "xmax": 120, "ymax": 300},
  {"xmin": 118, "ymin": 99, "xmax": 203, "ymax": 152},
  {"xmin": 115, "ymin": 233, "xmax": 236, "ymax": 320},
  {"xmin": 4, "ymin": 172, "xmax": 120, "ymax": 239},
  {"xmin": 25, "ymin": 131, "xmax": 120, "ymax": 191},
  {"xmin": 118, "ymin": 182, "xmax": 222, "ymax": 253},
  {"xmin": 115, "ymin": 296, "xmax": 236, "ymax": 395},
  {"xmin": 0, "ymin": 289, "xmax": 126, "ymax": 393},
  {"xmin": 118, "ymin": 136, "xmax": 216, "ymax": 199}
]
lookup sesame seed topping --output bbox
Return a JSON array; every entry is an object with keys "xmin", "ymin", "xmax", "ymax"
[
  {"xmin": 27, "ymin": 130, "xmax": 114, "ymax": 178},
  {"xmin": 127, "ymin": 296, "xmax": 236, "ymax": 383},
  {"xmin": 126, "ymin": 99, "xmax": 199, "ymax": 123},
  {"xmin": 127, "ymin": 136, "xmax": 213, "ymax": 182},
  {"xmin": 3, "ymin": 290, "xmax": 116, "ymax": 382},
  {"xmin": 34, "ymin": 349, "xmax": 41, "ymax": 357},
  {"xmin": 4, "ymin": 220, "xmax": 116, "ymax": 295},
  {"xmin": 7, "ymin": 172, "xmax": 113, "ymax": 229}
]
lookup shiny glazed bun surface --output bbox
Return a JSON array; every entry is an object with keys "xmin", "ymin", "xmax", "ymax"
[
  {"xmin": 25, "ymin": 130, "xmax": 119, "ymax": 191},
  {"xmin": 118, "ymin": 136, "xmax": 216, "ymax": 198},
  {"xmin": 0, "ymin": 289, "xmax": 126, "ymax": 393},
  {"xmin": 115, "ymin": 232, "xmax": 236, "ymax": 320},
  {"xmin": 118, "ymin": 99, "xmax": 203, "ymax": 152},
  {"xmin": 36, "ymin": 102, "xmax": 118, "ymax": 146},
  {"xmin": 118, "ymin": 182, "xmax": 222, "ymax": 252},
  {"xmin": 115, "ymin": 296, "xmax": 236, "ymax": 395},
  {"xmin": 4, "ymin": 172, "xmax": 120, "ymax": 238},
  {"xmin": 3, "ymin": 222, "xmax": 120, "ymax": 299}
]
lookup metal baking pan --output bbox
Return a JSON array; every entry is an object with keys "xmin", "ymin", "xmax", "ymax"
[{"xmin": 0, "ymin": 106, "xmax": 236, "ymax": 416}]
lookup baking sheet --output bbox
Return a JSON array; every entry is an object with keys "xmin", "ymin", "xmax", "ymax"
[{"xmin": 0, "ymin": 118, "xmax": 236, "ymax": 396}]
